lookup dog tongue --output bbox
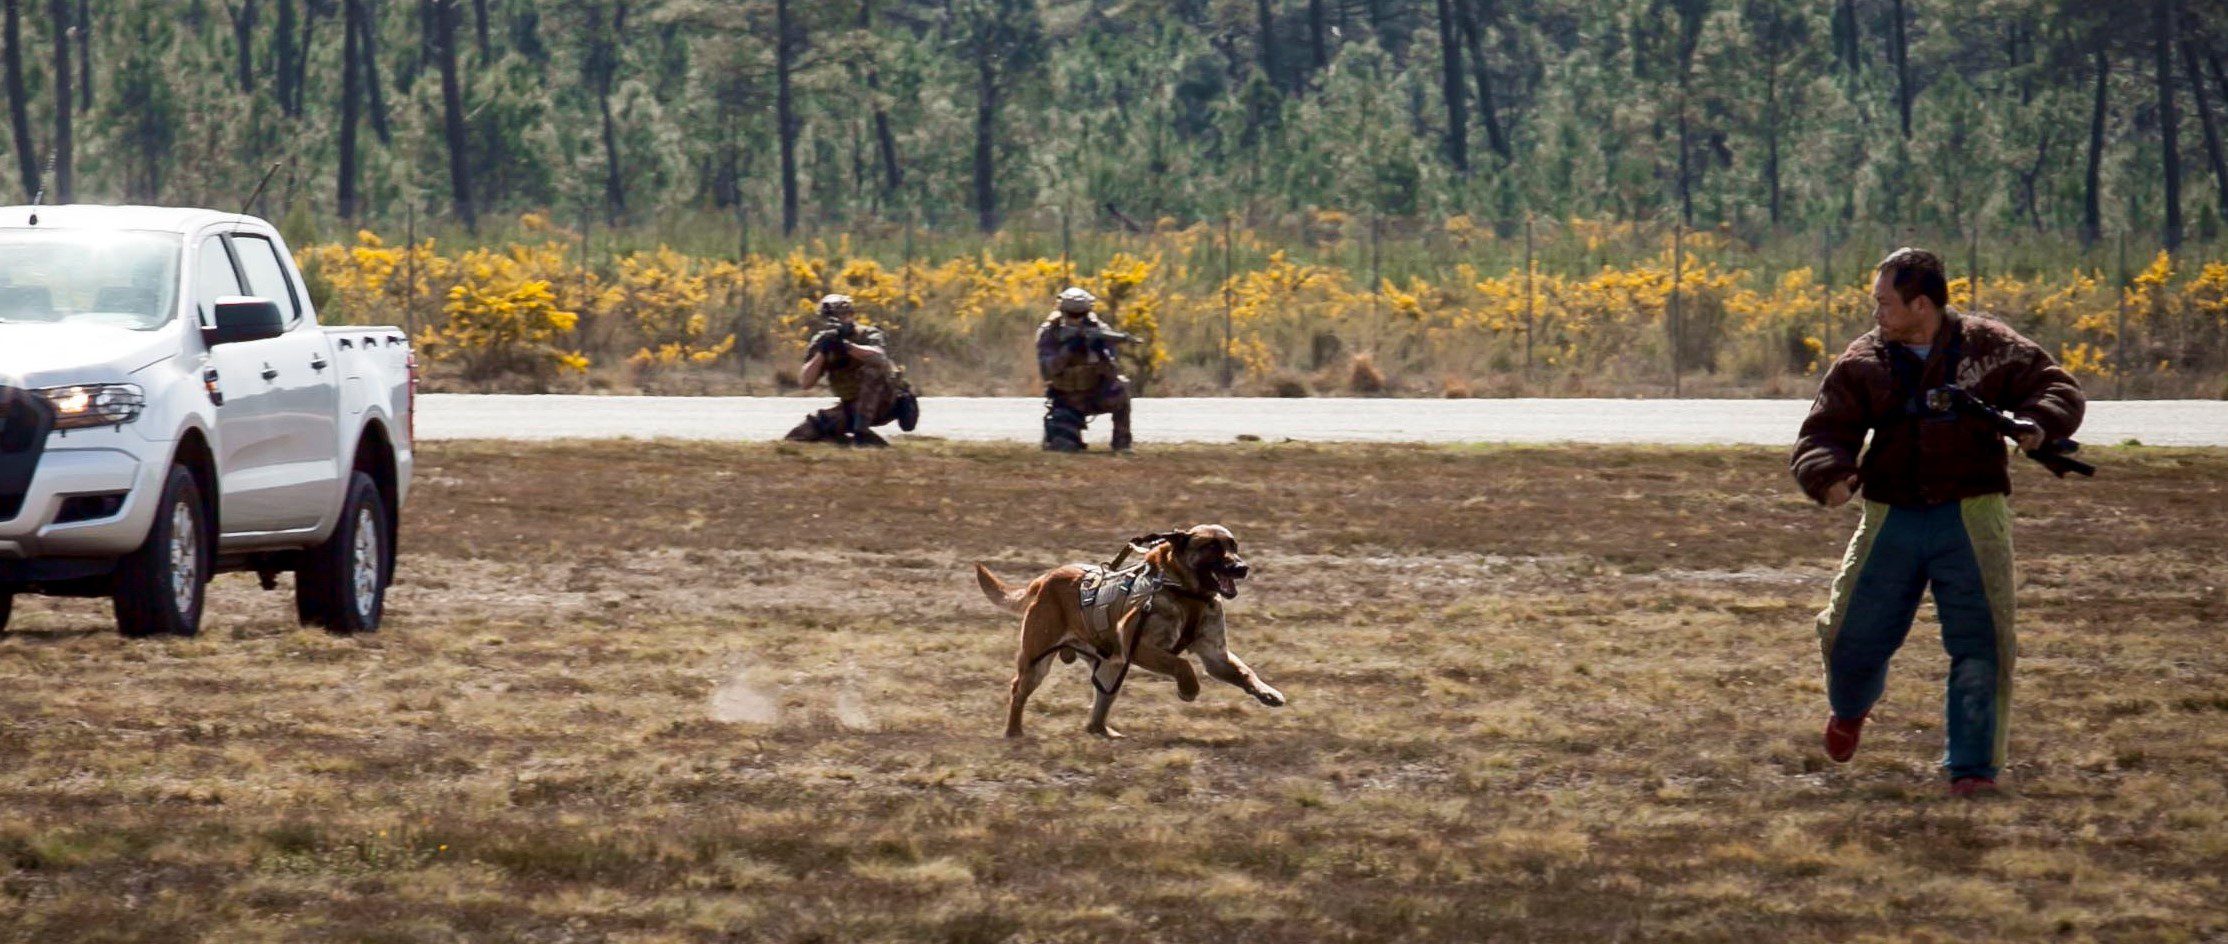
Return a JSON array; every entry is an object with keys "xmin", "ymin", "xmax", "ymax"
[{"xmin": 1215, "ymin": 573, "xmax": 1237, "ymax": 596}]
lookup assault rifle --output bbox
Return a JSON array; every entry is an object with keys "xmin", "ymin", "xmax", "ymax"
[
  {"xmin": 811, "ymin": 319, "xmax": 859, "ymax": 357},
  {"xmin": 1056, "ymin": 323, "xmax": 1136, "ymax": 348},
  {"xmin": 1924, "ymin": 386, "xmax": 2096, "ymax": 478}
]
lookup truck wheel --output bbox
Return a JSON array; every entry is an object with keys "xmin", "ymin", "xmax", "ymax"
[
  {"xmin": 113, "ymin": 465, "xmax": 210, "ymax": 638},
  {"xmin": 297, "ymin": 472, "xmax": 389, "ymax": 634}
]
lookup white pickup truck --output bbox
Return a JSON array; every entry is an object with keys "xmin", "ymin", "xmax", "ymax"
[{"xmin": 0, "ymin": 205, "xmax": 413, "ymax": 637}]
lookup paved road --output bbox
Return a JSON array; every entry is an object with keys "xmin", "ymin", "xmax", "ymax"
[{"xmin": 419, "ymin": 394, "xmax": 2228, "ymax": 447}]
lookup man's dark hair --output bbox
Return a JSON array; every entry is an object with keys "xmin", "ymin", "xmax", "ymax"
[{"xmin": 1875, "ymin": 247, "xmax": 1949, "ymax": 308}]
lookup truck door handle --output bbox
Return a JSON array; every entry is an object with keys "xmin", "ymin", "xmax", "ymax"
[
  {"xmin": 260, "ymin": 364, "xmax": 280, "ymax": 381},
  {"xmin": 310, "ymin": 356, "xmax": 329, "ymax": 371}
]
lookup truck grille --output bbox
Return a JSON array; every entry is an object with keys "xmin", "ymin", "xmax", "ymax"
[{"xmin": 0, "ymin": 386, "xmax": 55, "ymax": 522}]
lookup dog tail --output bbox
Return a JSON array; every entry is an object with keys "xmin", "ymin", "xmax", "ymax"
[{"xmin": 974, "ymin": 564, "xmax": 1029, "ymax": 614}]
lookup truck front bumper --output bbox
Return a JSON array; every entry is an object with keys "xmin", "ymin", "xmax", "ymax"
[{"xmin": 0, "ymin": 444, "xmax": 163, "ymax": 562}]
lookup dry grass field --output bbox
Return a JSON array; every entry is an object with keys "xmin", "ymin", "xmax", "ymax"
[{"xmin": 3, "ymin": 440, "xmax": 2226, "ymax": 943}]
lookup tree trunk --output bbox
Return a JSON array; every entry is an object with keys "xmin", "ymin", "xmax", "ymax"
[
  {"xmin": 1676, "ymin": 96, "xmax": 1691, "ymax": 225},
  {"xmin": 230, "ymin": 0, "xmax": 257, "ymax": 94},
  {"xmin": 71, "ymin": 0, "xmax": 85, "ymax": 112},
  {"xmin": 2185, "ymin": 41, "xmax": 2228, "ymax": 220},
  {"xmin": 1765, "ymin": 53, "xmax": 1781, "ymax": 225},
  {"xmin": 1255, "ymin": 0, "xmax": 1277, "ymax": 90},
  {"xmin": 710, "ymin": 100, "xmax": 739, "ymax": 208},
  {"xmin": 860, "ymin": 0, "xmax": 900, "ymax": 198},
  {"xmin": 973, "ymin": 58, "xmax": 997, "ymax": 233},
  {"xmin": 434, "ymin": 0, "xmax": 472, "ymax": 229},
  {"xmin": 293, "ymin": 1, "xmax": 319, "ymax": 116},
  {"xmin": 2009, "ymin": 21, "xmax": 2031, "ymax": 106},
  {"xmin": 1831, "ymin": 0, "xmax": 1858, "ymax": 74},
  {"xmin": 276, "ymin": 0, "xmax": 297, "ymax": 115},
  {"xmin": 2154, "ymin": 0, "xmax": 2181, "ymax": 251},
  {"xmin": 3, "ymin": 0, "xmax": 36, "ymax": 198},
  {"xmin": 1756, "ymin": 4, "xmax": 1785, "ymax": 225},
  {"xmin": 1309, "ymin": 0, "xmax": 1327, "ymax": 73},
  {"xmin": 1890, "ymin": 0, "xmax": 1911, "ymax": 137},
  {"xmin": 599, "ymin": 93, "xmax": 623, "ymax": 221},
  {"xmin": 1434, "ymin": 0, "xmax": 1466, "ymax": 171},
  {"xmin": 472, "ymin": 0, "xmax": 488, "ymax": 59},
  {"xmin": 407, "ymin": 0, "xmax": 432, "ymax": 82},
  {"xmin": 339, "ymin": 0, "xmax": 362, "ymax": 218},
  {"xmin": 776, "ymin": 0, "xmax": 798, "ymax": 235},
  {"xmin": 47, "ymin": 0, "xmax": 68, "ymax": 202},
  {"xmin": 350, "ymin": 0, "xmax": 390, "ymax": 143},
  {"xmin": 1456, "ymin": 0, "xmax": 1507, "ymax": 161},
  {"xmin": 595, "ymin": 2, "xmax": 626, "ymax": 222},
  {"xmin": 2214, "ymin": 50, "xmax": 2228, "ymax": 124},
  {"xmin": 2021, "ymin": 128, "xmax": 2052, "ymax": 231},
  {"xmin": 2084, "ymin": 41, "xmax": 2108, "ymax": 246}
]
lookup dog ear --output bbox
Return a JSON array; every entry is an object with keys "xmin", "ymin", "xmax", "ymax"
[{"xmin": 1130, "ymin": 530, "xmax": 1190, "ymax": 550}]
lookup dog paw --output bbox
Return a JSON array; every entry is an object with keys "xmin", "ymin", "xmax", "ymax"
[
  {"xmin": 1178, "ymin": 679, "xmax": 1201, "ymax": 702},
  {"xmin": 1086, "ymin": 725, "xmax": 1126, "ymax": 739},
  {"xmin": 1253, "ymin": 687, "xmax": 1286, "ymax": 708}
]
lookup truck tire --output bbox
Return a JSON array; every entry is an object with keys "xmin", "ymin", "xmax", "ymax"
[
  {"xmin": 113, "ymin": 465, "xmax": 211, "ymax": 638},
  {"xmin": 296, "ymin": 471, "xmax": 389, "ymax": 634}
]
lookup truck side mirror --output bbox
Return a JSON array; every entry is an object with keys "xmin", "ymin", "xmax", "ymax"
[{"xmin": 205, "ymin": 296, "xmax": 286, "ymax": 346}]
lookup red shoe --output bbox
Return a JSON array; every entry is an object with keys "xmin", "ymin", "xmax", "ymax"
[
  {"xmin": 1947, "ymin": 776, "xmax": 1999, "ymax": 798},
  {"xmin": 1823, "ymin": 714, "xmax": 1865, "ymax": 763}
]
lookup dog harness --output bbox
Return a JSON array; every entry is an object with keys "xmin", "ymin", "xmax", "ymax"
[
  {"xmin": 1078, "ymin": 562, "xmax": 1161, "ymax": 645},
  {"xmin": 1071, "ymin": 562, "xmax": 1160, "ymax": 696}
]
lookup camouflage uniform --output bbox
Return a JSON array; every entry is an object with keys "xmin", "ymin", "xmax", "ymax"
[
  {"xmin": 1036, "ymin": 312, "xmax": 1132, "ymax": 452},
  {"xmin": 787, "ymin": 323, "xmax": 916, "ymax": 445}
]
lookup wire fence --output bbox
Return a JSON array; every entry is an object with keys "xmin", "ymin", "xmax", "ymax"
[{"xmin": 312, "ymin": 207, "xmax": 2228, "ymax": 399}]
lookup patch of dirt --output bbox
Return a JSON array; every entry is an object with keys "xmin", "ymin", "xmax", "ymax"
[{"xmin": 3, "ymin": 441, "xmax": 2224, "ymax": 943}]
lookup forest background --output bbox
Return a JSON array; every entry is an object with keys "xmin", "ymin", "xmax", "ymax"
[{"xmin": 8, "ymin": 0, "xmax": 2228, "ymax": 397}]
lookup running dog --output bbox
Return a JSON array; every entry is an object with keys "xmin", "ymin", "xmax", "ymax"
[{"xmin": 973, "ymin": 525, "xmax": 1286, "ymax": 738}]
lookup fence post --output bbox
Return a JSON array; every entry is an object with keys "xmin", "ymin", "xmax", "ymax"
[
  {"xmin": 735, "ymin": 201, "xmax": 752, "ymax": 374},
  {"xmin": 1524, "ymin": 214, "xmax": 1536, "ymax": 378},
  {"xmin": 2115, "ymin": 231, "xmax": 2128, "ymax": 399},
  {"xmin": 1670, "ymin": 222, "xmax": 1684, "ymax": 397},
  {"xmin": 738, "ymin": 199, "xmax": 751, "ymax": 261},
  {"xmin": 1969, "ymin": 222, "xmax": 1981, "ymax": 312},
  {"xmin": 1819, "ymin": 226, "xmax": 1832, "ymax": 363},
  {"xmin": 1220, "ymin": 213, "xmax": 1234, "ymax": 390},
  {"xmin": 403, "ymin": 201, "xmax": 417, "ymax": 339},
  {"xmin": 579, "ymin": 205, "xmax": 592, "ymax": 347},
  {"xmin": 1368, "ymin": 212, "xmax": 1381, "ymax": 322}
]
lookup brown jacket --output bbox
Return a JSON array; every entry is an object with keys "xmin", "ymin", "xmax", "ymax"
[{"xmin": 1792, "ymin": 311, "xmax": 2085, "ymax": 507}]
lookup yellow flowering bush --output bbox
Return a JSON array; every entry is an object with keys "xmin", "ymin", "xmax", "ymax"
[
  {"xmin": 613, "ymin": 248, "xmax": 738, "ymax": 368},
  {"xmin": 300, "ymin": 216, "xmax": 2228, "ymax": 395},
  {"xmin": 418, "ymin": 252, "xmax": 587, "ymax": 385}
]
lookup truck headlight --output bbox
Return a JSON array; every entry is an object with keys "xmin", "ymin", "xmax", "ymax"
[{"xmin": 40, "ymin": 383, "xmax": 146, "ymax": 429}]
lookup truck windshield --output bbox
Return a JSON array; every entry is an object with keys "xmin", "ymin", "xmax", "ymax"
[{"xmin": 0, "ymin": 230, "xmax": 182, "ymax": 330}]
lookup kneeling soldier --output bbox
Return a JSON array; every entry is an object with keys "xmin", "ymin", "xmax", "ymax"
[
  {"xmin": 787, "ymin": 294, "xmax": 919, "ymax": 446},
  {"xmin": 1036, "ymin": 287, "xmax": 1134, "ymax": 452}
]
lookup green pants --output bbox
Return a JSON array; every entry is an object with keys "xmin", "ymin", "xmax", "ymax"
[{"xmin": 1816, "ymin": 496, "xmax": 2018, "ymax": 780}]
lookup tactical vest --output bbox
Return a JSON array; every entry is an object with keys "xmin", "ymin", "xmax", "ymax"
[
  {"xmin": 818, "ymin": 325, "xmax": 889, "ymax": 401},
  {"xmin": 1041, "ymin": 315, "xmax": 1118, "ymax": 394}
]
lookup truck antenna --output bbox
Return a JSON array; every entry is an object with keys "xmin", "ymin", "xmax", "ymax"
[{"xmin": 238, "ymin": 162, "xmax": 284, "ymax": 221}]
